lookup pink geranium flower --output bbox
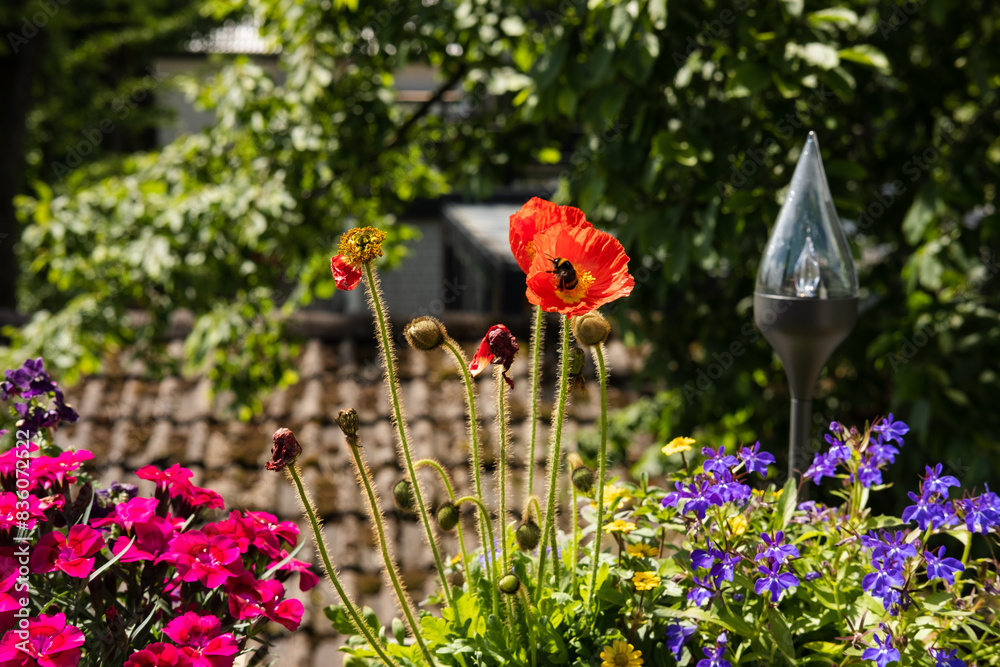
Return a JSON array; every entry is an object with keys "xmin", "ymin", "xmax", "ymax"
[
  {"xmin": 165, "ymin": 531, "xmax": 243, "ymax": 589},
  {"xmin": 0, "ymin": 493, "xmax": 46, "ymax": 532},
  {"xmin": 163, "ymin": 613, "xmax": 237, "ymax": 667},
  {"xmin": 124, "ymin": 643, "xmax": 194, "ymax": 667},
  {"xmin": 30, "ymin": 525, "xmax": 104, "ymax": 578},
  {"xmin": 30, "ymin": 450, "xmax": 94, "ymax": 488},
  {"xmin": 0, "ymin": 552, "xmax": 24, "ymax": 613},
  {"xmin": 0, "ymin": 612, "xmax": 84, "ymax": 667},
  {"xmin": 91, "ymin": 497, "xmax": 159, "ymax": 532}
]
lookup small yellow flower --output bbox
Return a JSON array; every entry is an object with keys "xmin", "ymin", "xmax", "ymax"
[
  {"xmin": 631, "ymin": 571, "xmax": 661, "ymax": 591},
  {"xmin": 604, "ymin": 484, "xmax": 632, "ymax": 505},
  {"xmin": 603, "ymin": 520, "xmax": 637, "ymax": 534},
  {"xmin": 626, "ymin": 543, "xmax": 659, "ymax": 558},
  {"xmin": 727, "ymin": 514, "xmax": 748, "ymax": 536},
  {"xmin": 662, "ymin": 436, "xmax": 696, "ymax": 456},
  {"xmin": 600, "ymin": 639, "xmax": 643, "ymax": 667},
  {"xmin": 339, "ymin": 227, "xmax": 387, "ymax": 265},
  {"xmin": 450, "ymin": 554, "xmax": 462, "ymax": 565}
]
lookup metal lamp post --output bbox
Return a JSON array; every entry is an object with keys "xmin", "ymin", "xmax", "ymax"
[{"xmin": 754, "ymin": 132, "xmax": 859, "ymax": 480}]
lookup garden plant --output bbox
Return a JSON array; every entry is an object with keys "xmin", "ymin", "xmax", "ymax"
[
  {"xmin": 275, "ymin": 198, "xmax": 1000, "ymax": 667},
  {"xmin": 0, "ymin": 359, "xmax": 315, "ymax": 666}
]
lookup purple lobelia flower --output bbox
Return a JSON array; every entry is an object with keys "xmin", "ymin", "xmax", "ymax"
[
  {"xmin": 710, "ymin": 469, "xmax": 751, "ymax": 504},
  {"xmin": 696, "ymin": 632, "xmax": 731, "ymax": 667},
  {"xmin": 754, "ymin": 531, "xmax": 799, "ymax": 564},
  {"xmin": 867, "ymin": 434, "xmax": 900, "ymax": 467},
  {"xmin": 872, "ymin": 413, "xmax": 909, "ymax": 445},
  {"xmin": 924, "ymin": 546, "xmax": 964, "ymax": 585},
  {"xmin": 804, "ymin": 452, "xmax": 839, "ymax": 484},
  {"xmin": 922, "ymin": 463, "xmax": 961, "ymax": 499},
  {"xmin": 862, "ymin": 631, "xmax": 900, "ymax": 667},
  {"xmin": 853, "ymin": 453, "xmax": 884, "ymax": 488},
  {"xmin": 738, "ymin": 441, "xmax": 775, "ymax": 477},
  {"xmin": 902, "ymin": 491, "xmax": 954, "ymax": 530},
  {"xmin": 666, "ymin": 623, "xmax": 697, "ymax": 659},
  {"xmin": 864, "ymin": 530, "xmax": 917, "ymax": 570},
  {"xmin": 928, "ymin": 648, "xmax": 965, "ymax": 667},
  {"xmin": 710, "ymin": 552, "xmax": 741, "ymax": 585},
  {"xmin": 687, "ymin": 574, "xmax": 714, "ymax": 607},
  {"xmin": 825, "ymin": 436, "xmax": 852, "ymax": 463},
  {"xmin": 691, "ymin": 542, "xmax": 722, "ymax": 570},
  {"xmin": 961, "ymin": 494, "xmax": 1000, "ymax": 534},
  {"xmin": 862, "ymin": 558, "xmax": 905, "ymax": 606},
  {"xmin": 754, "ymin": 560, "xmax": 799, "ymax": 602},
  {"xmin": 702, "ymin": 446, "xmax": 738, "ymax": 475}
]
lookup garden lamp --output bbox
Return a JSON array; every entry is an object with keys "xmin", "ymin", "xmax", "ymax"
[{"xmin": 754, "ymin": 131, "xmax": 858, "ymax": 480}]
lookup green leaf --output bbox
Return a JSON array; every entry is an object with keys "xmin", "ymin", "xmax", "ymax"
[
  {"xmin": 782, "ymin": 0, "xmax": 804, "ymax": 17},
  {"xmin": 324, "ymin": 605, "xmax": 359, "ymax": 635},
  {"xmin": 903, "ymin": 186, "xmax": 937, "ymax": 245},
  {"xmin": 807, "ymin": 8, "xmax": 858, "ymax": 27},
  {"xmin": 728, "ymin": 64, "xmax": 773, "ymax": 98},
  {"xmin": 839, "ymin": 45, "xmax": 892, "ymax": 74},
  {"xmin": 774, "ymin": 476, "xmax": 798, "ymax": 531},
  {"xmin": 767, "ymin": 607, "xmax": 796, "ymax": 663}
]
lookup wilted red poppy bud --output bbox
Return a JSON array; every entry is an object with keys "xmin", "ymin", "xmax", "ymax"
[
  {"xmin": 267, "ymin": 428, "xmax": 302, "ymax": 471},
  {"xmin": 469, "ymin": 324, "xmax": 519, "ymax": 389}
]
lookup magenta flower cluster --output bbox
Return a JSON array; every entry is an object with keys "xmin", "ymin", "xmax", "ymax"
[{"xmin": 0, "ymin": 358, "xmax": 314, "ymax": 666}]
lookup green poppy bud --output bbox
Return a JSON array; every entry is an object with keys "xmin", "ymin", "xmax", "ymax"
[
  {"xmin": 572, "ymin": 312, "xmax": 611, "ymax": 346},
  {"xmin": 393, "ymin": 479, "xmax": 415, "ymax": 512},
  {"xmin": 404, "ymin": 317, "xmax": 447, "ymax": 351},
  {"xmin": 515, "ymin": 519, "xmax": 542, "ymax": 551},
  {"xmin": 567, "ymin": 345, "xmax": 585, "ymax": 376},
  {"xmin": 436, "ymin": 502, "xmax": 460, "ymax": 531},
  {"xmin": 571, "ymin": 465, "xmax": 595, "ymax": 495},
  {"xmin": 498, "ymin": 573, "xmax": 521, "ymax": 595}
]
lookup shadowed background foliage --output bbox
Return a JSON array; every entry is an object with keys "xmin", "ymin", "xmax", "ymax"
[{"xmin": 2, "ymin": 0, "xmax": 998, "ymax": 506}]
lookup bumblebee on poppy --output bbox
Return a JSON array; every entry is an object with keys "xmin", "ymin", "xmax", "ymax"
[{"xmin": 547, "ymin": 257, "xmax": 579, "ymax": 291}]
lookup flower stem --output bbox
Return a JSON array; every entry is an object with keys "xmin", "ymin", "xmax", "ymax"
[
  {"xmin": 587, "ymin": 343, "xmax": 610, "ymax": 607},
  {"xmin": 416, "ymin": 458, "xmax": 470, "ymax": 581},
  {"xmin": 285, "ymin": 465, "xmax": 399, "ymax": 667},
  {"xmin": 348, "ymin": 444, "xmax": 436, "ymax": 666},
  {"xmin": 441, "ymin": 338, "xmax": 491, "ymax": 555},
  {"xmin": 534, "ymin": 319, "xmax": 571, "ymax": 604},
  {"xmin": 570, "ymin": 480, "xmax": 579, "ymax": 593},
  {"xmin": 454, "ymin": 494, "xmax": 500, "ymax": 617},
  {"xmin": 525, "ymin": 306, "xmax": 545, "ymax": 503},
  {"xmin": 363, "ymin": 262, "xmax": 453, "ymax": 607},
  {"xmin": 496, "ymin": 366, "xmax": 511, "ymax": 576}
]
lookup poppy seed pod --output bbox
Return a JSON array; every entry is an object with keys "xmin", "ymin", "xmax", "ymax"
[
  {"xmin": 436, "ymin": 502, "xmax": 460, "ymax": 531},
  {"xmin": 336, "ymin": 409, "xmax": 360, "ymax": 438},
  {"xmin": 571, "ymin": 466, "xmax": 595, "ymax": 495},
  {"xmin": 393, "ymin": 479, "xmax": 415, "ymax": 512},
  {"xmin": 572, "ymin": 312, "xmax": 611, "ymax": 346},
  {"xmin": 515, "ymin": 520, "xmax": 542, "ymax": 551},
  {"xmin": 498, "ymin": 573, "xmax": 521, "ymax": 595},
  {"xmin": 404, "ymin": 317, "xmax": 446, "ymax": 351}
]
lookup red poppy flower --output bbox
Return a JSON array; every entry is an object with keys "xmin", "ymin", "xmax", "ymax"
[
  {"xmin": 469, "ymin": 324, "xmax": 519, "ymax": 388},
  {"xmin": 509, "ymin": 197, "xmax": 592, "ymax": 274},
  {"xmin": 330, "ymin": 227, "xmax": 387, "ymax": 291},
  {"xmin": 525, "ymin": 224, "xmax": 634, "ymax": 316}
]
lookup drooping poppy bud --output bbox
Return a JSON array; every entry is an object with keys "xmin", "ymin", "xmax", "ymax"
[
  {"xmin": 469, "ymin": 324, "xmax": 519, "ymax": 389},
  {"xmin": 436, "ymin": 502, "xmax": 460, "ymax": 531},
  {"xmin": 266, "ymin": 428, "xmax": 302, "ymax": 471},
  {"xmin": 336, "ymin": 408, "xmax": 360, "ymax": 440},
  {"xmin": 571, "ymin": 466, "xmax": 595, "ymax": 495},
  {"xmin": 404, "ymin": 317, "xmax": 446, "ymax": 351},
  {"xmin": 498, "ymin": 573, "xmax": 521, "ymax": 595},
  {"xmin": 572, "ymin": 312, "xmax": 611, "ymax": 346},
  {"xmin": 515, "ymin": 519, "xmax": 542, "ymax": 551},
  {"xmin": 393, "ymin": 479, "xmax": 415, "ymax": 512}
]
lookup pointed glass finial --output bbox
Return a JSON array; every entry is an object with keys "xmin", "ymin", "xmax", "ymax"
[
  {"xmin": 755, "ymin": 132, "xmax": 858, "ymax": 299},
  {"xmin": 793, "ymin": 237, "xmax": 821, "ymax": 297}
]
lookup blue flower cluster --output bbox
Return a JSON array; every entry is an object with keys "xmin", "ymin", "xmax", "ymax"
[
  {"xmin": 901, "ymin": 463, "xmax": 1000, "ymax": 533},
  {"xmin": 804, "ymin": 416, "xmax": 908, "ymax": 487},
  {"xmin": 752, "ymin": 530, "xmax": 800, "ymax": 602},
  {"xmin": 0, "ymin": 358, "xmax": 79, "ymax": 437},
  {"xmin": 661, "ymin": 443, "xmax": 774, "ymax": 520}
]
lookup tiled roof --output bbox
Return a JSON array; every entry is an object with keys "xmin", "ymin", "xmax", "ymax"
[{"xmin": 53, "ymin": 315, "xmax": 646, "ymax": 665}]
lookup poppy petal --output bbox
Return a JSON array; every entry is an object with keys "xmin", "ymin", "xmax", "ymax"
[
  {"xmin": 331, "ymin": 255, "xmax": 362, "ymax": 291},
  {"xmin": 468, "ymin": 337, "xmax": 494, "ymax": 377},
  {"xmin": 509, "ymin": 198, "xmax": 592, "ymax": 274}
]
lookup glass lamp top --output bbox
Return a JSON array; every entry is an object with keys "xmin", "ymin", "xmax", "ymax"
[{"xmin": 755, "ymin": 132, "xmax": 858, "ymax": 299}]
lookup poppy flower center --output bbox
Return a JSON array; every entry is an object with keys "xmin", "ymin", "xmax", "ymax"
[{"xmin": 554, "ymin": 270, "xmax": 595, "ymax": 304}]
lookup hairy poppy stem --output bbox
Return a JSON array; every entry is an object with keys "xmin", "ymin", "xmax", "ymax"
[
  {"xmin": 284, "ymin": 465, "xmax": 399, "ymax": 667},
  {"xmin": 453, "ymin": 494, "xmax": 500, "ymax": 619},
  {"xmin": 415, "ymin": 458, "xmax": 470, "ymax": 580},
  {"xmin": 440, "ymin": 338, "xmax": 493, "ymax": 585},
  {"xmin": 587, "ymin": 343, "xmax": 610, "ymax": 606},
  {"xmin": 525, "ymin": 305, "xmax": 545, "ymax": 503},
  {"xmin": 362, "ymin": 262, "xmax": 453, "ymax": 608},
  {"xmin": 495, "ymin": 366, "xmax": 512, "ymax": 577},
  {"xmin": 535, "ymin": 319, "xmax": 571, "ymax": 604},
  {"xmin": 348, "ymin": 444, "xmax": 436, "ymax": 666}
]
